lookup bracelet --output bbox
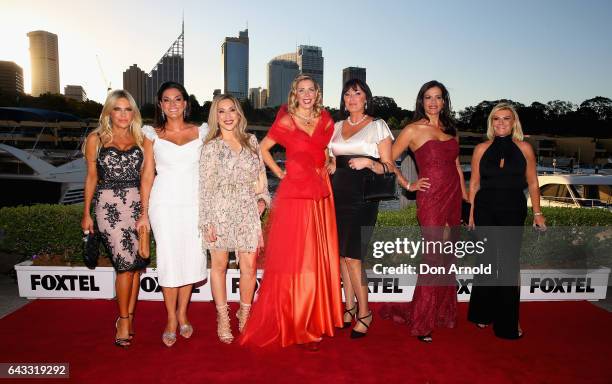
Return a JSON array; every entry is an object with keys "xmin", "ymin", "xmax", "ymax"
[{"xmin": 533, "ymin": 212, "xmax": 543, "ymax": 216}]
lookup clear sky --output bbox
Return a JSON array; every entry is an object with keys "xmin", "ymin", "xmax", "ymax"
[{"xmin": 2, "ymin": 0, "xmax": 611, "ymax": 111}]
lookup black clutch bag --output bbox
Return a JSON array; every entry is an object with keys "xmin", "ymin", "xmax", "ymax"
[
  {"xmin": 363, "ymin": 163, "xmax": 397, "ymax": 202},
  {"xmin": 461, "ymin": 200, "xmax": 471, "ymax": 225},
  {"xmin": 82, "ymin": 231, "xmax": 100, "ymax": 269}
]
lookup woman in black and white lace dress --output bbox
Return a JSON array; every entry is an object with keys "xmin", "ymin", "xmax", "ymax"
[{"xmin": 82, "ymin": 90, "xmax": 147, "ymax": 348}]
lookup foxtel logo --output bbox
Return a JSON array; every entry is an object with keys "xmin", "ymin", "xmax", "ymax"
[
  {"xmin": 231, "ymin": 277, "xmax": 262, "ymax": 294},
  {"xmin": 529, "ymin": 277, "xmax": 595, "ymax": 293},
  {"xmin": 140, "ymin": 276, "xmax": 201, "ymax": 293},
  {"xmin": 30, "ymin": 274, "xmax": 100, "ymax": 291}
]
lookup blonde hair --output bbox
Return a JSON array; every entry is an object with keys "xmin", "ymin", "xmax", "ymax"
[
  {"xmin": 287, "ymin": 74, "xmax": 323, "ymax": 117},
  {"xmin": 206, "ymin": 94, "xmax": 255, "ymax": 153},
  {"xmin": 486, "ymin": 102, "xmax": 524, "ymax": 141},
  {"xmin": 82, "ymin": 89, "xmax": 144, "ymax": 157}
]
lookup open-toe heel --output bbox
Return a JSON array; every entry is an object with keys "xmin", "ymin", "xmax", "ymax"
[
  {"xmin": 114, "ymin": 316, "xmax": 131, "ymax": 348},
  {"xmin": 216, "ymin": 304, "xmax": 234, "ymax": 344},
  {"xmin": 350, "ymin": 311, "xmax": 372, "ymax": 339},
  {"xmin": 342, "ymin": 304, "xmax": 357, "ymax": 329}
]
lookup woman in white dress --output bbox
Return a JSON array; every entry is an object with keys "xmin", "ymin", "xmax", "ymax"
[{"xmin": 136, "ymin": 82, "xmax": 208, "ymax": 347}]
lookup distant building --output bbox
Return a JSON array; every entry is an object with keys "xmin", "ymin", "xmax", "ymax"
[
  {"xmin": 64, "ymin": 85, "xmax": 87, "ymax": 102},
  {"xmin": 297, "ymin": 45, "xmax": 324, "ymax": 98},
  {"xmin": 222, "ymin": 29, "xmax": 249, "ymax": 101},
  {"xmin": 267, "ymin": 58, "xmax": 299, "ymax": 107},
  {"xmin": 123, "ymin": 64, "xmax": 147, "ymax": 107},
  {"xmin": 213, "ymin": 89, "xmax": 222, "ymax": 98},
  {"xmin": 249, "ymin": 87, "xmax": 262, "ymax": 109},
  {"xmin": 342, "ymin": 67, "xmax": 366, "ymax": 85},
  {"xmin": 260, "ymin": 89, "xmax": 268, "ymax": 108},
  {"xmin": 0, "ymin": 61, "xmax": 24, "ymax": 95},
  {"xmin": 145, "ymin": 22, "xmax": 184, "ymax": 104},
  {"xmin": 27, "ymin": 30, "xmax": 60, "ymax": 96}
]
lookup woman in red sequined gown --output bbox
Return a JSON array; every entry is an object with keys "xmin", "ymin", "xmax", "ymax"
[
  {"xmin": 384, "ymin": 81, "xmax": 467, "ymax": 342},
  {"xmin": 239, "ymin": 75, "xmax": 343, "ymax": 348}
]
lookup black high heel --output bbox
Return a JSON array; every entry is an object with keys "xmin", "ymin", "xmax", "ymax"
[
  {"xmin": 342, "ymin": 304, "xmax": 358, "ymax": 329},
  {"xmin": 350, "ymin": 311, "xmax": 372, "ymax": 339},
  {"xmin": 417, "ymin": 333, "xmax": 433, "ymax": 343},
  {"xmin": 115, "ymin": 315, "xmax": 131, "ymax": 348}
]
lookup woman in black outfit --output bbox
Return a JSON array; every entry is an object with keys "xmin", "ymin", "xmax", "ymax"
[
  {"xmin": 467, "ymin": 102, "xmax": 546, "ymax": 339},
  {"xmin": 327, "ymin": 79, "xmax": 396, "ymax": 338}
]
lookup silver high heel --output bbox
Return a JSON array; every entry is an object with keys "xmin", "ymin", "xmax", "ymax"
[
  {"xmin": 236, "ymin": 302, "xmax": 252, "ymax": 333},
  {"xmin": 216, "ymin": 304, "xmax": 234, "ymax": 344}
]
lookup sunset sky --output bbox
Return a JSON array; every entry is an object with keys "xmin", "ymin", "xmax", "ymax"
[{"xmin": 2, "ymin": 0, "xmax": 611, "ymax": 110}]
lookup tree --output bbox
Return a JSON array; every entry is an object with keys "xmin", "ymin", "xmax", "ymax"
[
  {"xmin": 371, "ymin": 96, "xmax": 400, "ymax": 121},
  {"xmin": 579, "ymin": 97, "xmax": 612, "ymax": 120}
]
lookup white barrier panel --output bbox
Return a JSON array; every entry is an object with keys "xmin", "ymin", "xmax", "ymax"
[
  {"xmin": 138, "ymin": 268, "xmax": 264, "ymax": 302},
  {"xmin": 15, "ymin": 263, "xmax": 610, "ymax": 302},
  {"xmin": 14, "ymin": 261, "xmax": 116, "ymax": 299}
]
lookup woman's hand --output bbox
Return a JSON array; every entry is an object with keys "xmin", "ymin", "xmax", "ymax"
[
  {"xmin": 404, "ymin": 177, "xmax": 431, "ymax": 192},
  {"xmin": 135, "ymin": 214, "xmax": 150, "ymax": 232},
  {"xmin": 277, "ymin": 170, "xmax": 286, "ymax": 179},
  {"xmin": 533, "ymin": 214, "xmax": 546, "ymax": 231},
  {"xmin": 348, "ymin": 157, "xmax": 373, "ymax": 171},
  {"xmin": 204, "ymin": 224, "xmax": 217, "ymax": 243},
  {"xmin": 326, "ymin": 160, "xmax": 336, "ymax": 175},
  {"xmin": 81, "ymin": 214, "xmax": 94, "ymax": 233},
  {"xmin": 257, "ymin": 199, "xmax": 266, "ymax": 215}
]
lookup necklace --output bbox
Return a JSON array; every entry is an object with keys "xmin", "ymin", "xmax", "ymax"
[
  {"xmin": 293, "ymin": 111, "xmax": 313, "ymax": 126},
  {"xmin": 347, "ymin": 114, "xmax": 368, "ymax": 126}
]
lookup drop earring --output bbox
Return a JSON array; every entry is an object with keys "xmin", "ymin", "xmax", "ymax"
[{"xmin": 161, "ymin": 111, "xmax": 165, "ymax": 120}]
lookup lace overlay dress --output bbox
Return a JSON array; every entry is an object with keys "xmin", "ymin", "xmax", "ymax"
[
  {"xmin": 199, "ymin": 134, "xmax": 270, "ymax": 252},
  {"xmin": 94, "ymin": 146, "xmax": 148, "ymax": 272}
]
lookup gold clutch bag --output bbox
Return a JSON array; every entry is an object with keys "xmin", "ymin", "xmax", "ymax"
[{"xmin": 138, "ymin": 226, "xmax": 150, "ymax": 259}]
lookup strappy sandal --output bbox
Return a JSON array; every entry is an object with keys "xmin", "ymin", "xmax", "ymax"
[
  {"xmin": 179, "ymin": 323, "xmax": 194, "ymax": 339},
  {"xmin": 342, "ymin": 304, "xmax": 357, "ymax": 329},
  {"xmin": 114, "ymin": 316, "xmax": 131, "ymax": 348},
  {"xmin": 162, "ymin": 330, "xmax": 177, "ymax": 347},
  {"xmin": 350, "ymin": 311, "xmax": 372, "ymax": 339},
  {"xmin": 236, "ymin": 302, "xmax": 251, "ymax": 333},
  {"xmin": 216, "ymin": 304, "xmax": 234, "ymax": 344}
]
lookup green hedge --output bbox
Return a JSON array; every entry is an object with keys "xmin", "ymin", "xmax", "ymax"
[{"xmin": 0, "ymin": 204, "xmax": 610, "ymax": 266}]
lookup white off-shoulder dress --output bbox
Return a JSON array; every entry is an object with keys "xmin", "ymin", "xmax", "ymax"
[{"xmin": 143, "ymin": 124, "xmax": 209, "ymax": 287}]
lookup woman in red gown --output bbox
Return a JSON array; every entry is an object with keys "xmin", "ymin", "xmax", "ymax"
[
  {"xmin": 240, "ymin": 75, "xmax": 343, "ymax": 348},
  {"xmin": 383, "ymin": 80, "xmax": 467, "ymax": 342}
]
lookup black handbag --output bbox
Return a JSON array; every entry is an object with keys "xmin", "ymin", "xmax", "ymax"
[
  {"xmin": 82, "ymin": 231, "xmax": 100, "ymax": 269},
  {"xmin": 363, "ymin": 162, "xmax": 397, "ymax": 202}
]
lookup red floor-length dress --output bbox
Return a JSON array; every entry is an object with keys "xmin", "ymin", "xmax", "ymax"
[
  {"xmin": 240, "ymin": 106, "xmax": 343, "ymax": 347},
  {"xmin": 381, "ymin": 139, "xmax": 461, "ymax": 336}
]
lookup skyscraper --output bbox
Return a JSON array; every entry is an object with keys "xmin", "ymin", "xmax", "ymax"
[
  {"xmin": 222, "ymin": 29, "xmax": 249, "ymax": 101},
  {"xmin": 267, "ymin": 58, "xmax": 299, "ymax": 107},
  {"xmin": 27, "ymin": 30, "xmax": 60, "ymax": 96},
  {"xmin": 297, "ymin": 45, "xmax": 324, "ymax": 98},
  {"xmin": 64, "ymin": 85, "xmax": 87, "ymax": 101},
  {"xmin": 123, "ymin": 64, "xmax": 147, "ymax": 107},
  {"xmin": 342, "ymin": 67, "xmax": 366, "ymax": 85},
  {"xmin": 0, "ymin": 61, "xmax": 24, "ymax": 95},
  {"xmin": 260, "ymin": 89, "xmax": 268, "ymax": 108},
  {"xmin": 249, "ymin": 87, "xmax": 262, "ymax": 109},
  {"xmin": 145, "ymin": 23, "xmax": 184, "ymax": 104}
]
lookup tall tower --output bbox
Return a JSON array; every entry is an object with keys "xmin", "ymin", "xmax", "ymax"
[
  {"xmin": 267, "ymin": 57, "xmax": 299, "ymax": 107},
  {"xmin": 123, "ymin": 64, "xmax": 147, "ymax": 107},
  {"xmin": 297, "ymin": 45, "xmax": 323, "ymax": 99},
  {"xmin": 27, "ymin": 30, "xmax": 60, "ymax": 96},
  {"xmin": 145, "ymin": 22, "xmax": 184, "ymax": 104},
  {"xmin": 222, "ymin": 29, "xmax": 249, "ymax": 101},
  {"xmin": 342, "ymin": 67, "xmax": 366, "ymax": 86},
  {"xmin": 0, "ymin": 61, "xmax": 24, "ymax": 95}
]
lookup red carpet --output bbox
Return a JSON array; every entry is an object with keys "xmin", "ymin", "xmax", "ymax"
[{"xmin": 1, "ymin": 300, "xmax": 610, "ymax": 383}]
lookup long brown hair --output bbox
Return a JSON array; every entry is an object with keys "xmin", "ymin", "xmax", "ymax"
[{"xmin": 205, "ymin": 94, "xmax": 255, "ymax": 153}]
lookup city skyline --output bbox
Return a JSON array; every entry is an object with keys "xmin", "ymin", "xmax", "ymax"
[{"xmin": 1, "ymin": 0, "xmax": 612, "ymax": 111}]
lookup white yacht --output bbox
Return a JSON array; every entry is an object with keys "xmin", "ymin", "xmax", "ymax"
[{"xmin": 528, "ymin": 174, "xmax": 612, "ymax": 209}]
